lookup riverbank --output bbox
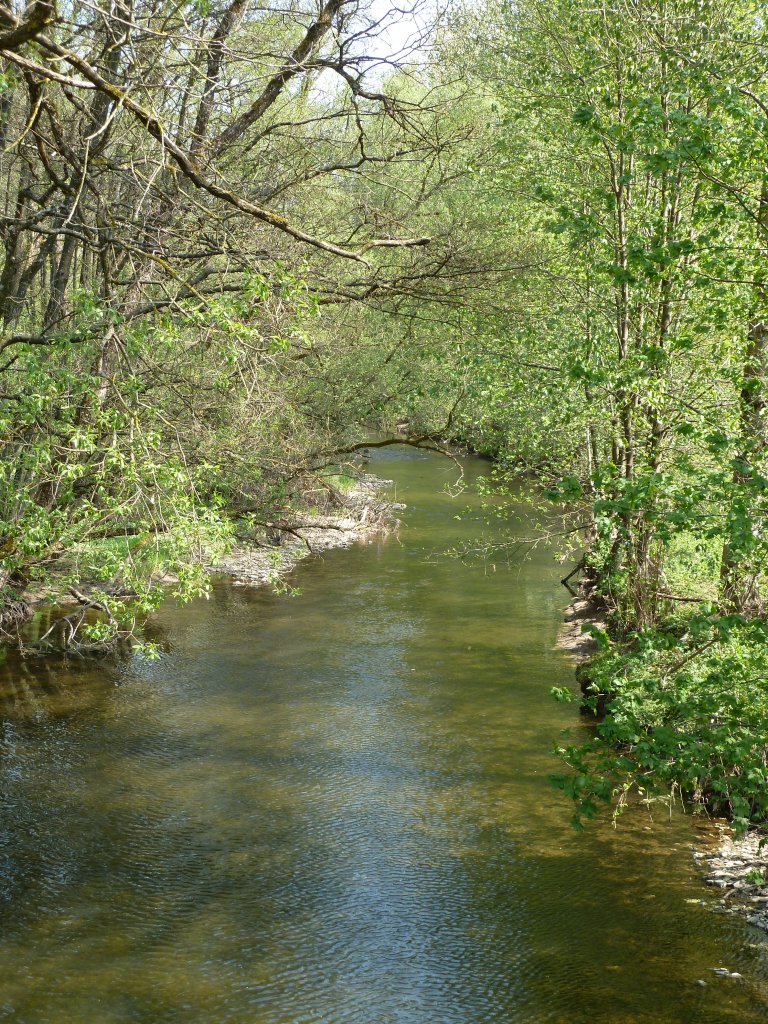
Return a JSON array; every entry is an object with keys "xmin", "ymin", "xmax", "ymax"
[
  {"xmin": 557, "ymin": 584, "xmax": 768, "ymax": 934},
  {"xmin": 695, "ymin": 829, "xmax": 768, "ymax": 931},
  {"xmin": 1, "ymin": 472, "xmax": 399, "ymax": 654},
  {"xmin": 208, "ymin": 473, "xmax": 401, "ymax": 588},
  {"xmin": 556, "ymin": 591, "xmax": 608, "ymax": 660}
]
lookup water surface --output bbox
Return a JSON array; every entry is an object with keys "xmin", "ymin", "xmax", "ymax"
[{"xmin": 1, "ymin": 447, "xmax": 767, "ymax": 1023}]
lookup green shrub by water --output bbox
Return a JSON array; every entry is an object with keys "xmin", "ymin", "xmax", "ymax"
[{"xmin": 554, "ymin": 618, "xmax": 768, "ymax": 833}]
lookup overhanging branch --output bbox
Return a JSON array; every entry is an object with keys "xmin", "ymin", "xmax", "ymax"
[{"xmin": 0, "ymin": 18, "xmax": 432, "ymax": 265}]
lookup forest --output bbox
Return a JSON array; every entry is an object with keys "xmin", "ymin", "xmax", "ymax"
[{"xmin": 2, "ymin": 0, "xmax": 768, "ymax": 836}]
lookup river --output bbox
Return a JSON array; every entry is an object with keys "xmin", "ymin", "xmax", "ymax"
[{"xmin": 0, "ymin": 447, "xmax": 767, "ymax": 1023}]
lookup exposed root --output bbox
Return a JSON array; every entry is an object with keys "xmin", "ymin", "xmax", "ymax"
[{"xmin": 0, "ymin": 596, "xmax": 32, "ymax": 639}]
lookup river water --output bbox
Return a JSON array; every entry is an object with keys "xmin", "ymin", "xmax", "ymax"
[{"xmin": 0, "ymin": 447, "xmax": 767, "ymax": 1023}]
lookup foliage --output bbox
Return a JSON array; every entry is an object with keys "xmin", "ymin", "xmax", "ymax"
[
  {"xmin": 554, "ymin": 619, "xmax": 768, "ymax": 833},
  {"xmin": 0, "ymin": 0, "xmax": 499, "ymax": 649},
  {"xmin": 440, "ymin": 0, "xmax": 768, "ymax": 829}
]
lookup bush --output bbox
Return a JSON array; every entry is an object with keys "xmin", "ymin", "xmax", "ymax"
[{"xmin": 554, "ymin": 619, "xmax": 768, "ymax": 832}]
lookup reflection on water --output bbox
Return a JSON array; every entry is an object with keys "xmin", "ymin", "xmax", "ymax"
[{"xmin": 0, "ymin": 447, "xmax": 767, "ymax": 1023}]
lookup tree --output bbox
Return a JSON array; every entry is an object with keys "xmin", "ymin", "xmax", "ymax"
[
  {"xmin": 439, "ymin": 0, "xmax": 768, "ymax": 829},
  {"xmin": 0, "ymin": 0, "xmax": 491, "ymax": 645}
]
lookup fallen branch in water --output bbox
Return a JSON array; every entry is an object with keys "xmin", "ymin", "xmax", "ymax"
[{"xmin": 68, "ymin": 587, "xmax": 116, "ymax": 623}]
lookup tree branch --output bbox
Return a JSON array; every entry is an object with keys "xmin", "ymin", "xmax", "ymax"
[{"xmin": 0, "ymin": 0, "xmax": 53, "ymax": 52}]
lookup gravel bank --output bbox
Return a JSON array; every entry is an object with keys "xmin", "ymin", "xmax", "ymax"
[
  {"xmin": 695, "ymin": 828, "xmax": 768, "ymax": 932},
  {"xmin": 209, "ymin": 474, "xmax": 401, "ymax": 588}
]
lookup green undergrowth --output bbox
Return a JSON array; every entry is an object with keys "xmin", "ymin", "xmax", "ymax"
[
  {"xmin": 553, "ymin": 615, "xmax": 768, "ymax": 834},
  {"xmin": 319, "ymin": 470, "xmax": 358, "ymax": 493},
  {"xmin": 661, "ymin": 533, "xmax": 722, "ymax": 605}
]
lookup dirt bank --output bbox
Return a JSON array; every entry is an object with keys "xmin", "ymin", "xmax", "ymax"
[{"xmin": 556, "ymin": 592, "xmax": 608, "ymax": 660}]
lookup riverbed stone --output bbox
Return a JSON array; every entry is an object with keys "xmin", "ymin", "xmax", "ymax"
[{"xmin": 695, "ymin": 829, "xmax": 768, "ymax": 933}]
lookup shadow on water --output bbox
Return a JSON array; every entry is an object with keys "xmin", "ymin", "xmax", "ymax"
[{"xmin": 0, "ymin": 446, "xmax": 767, "ymax": 1023}]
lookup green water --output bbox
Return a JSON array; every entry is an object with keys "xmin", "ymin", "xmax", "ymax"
[{"xmin": 1, "ymin": 447, "xmax": 767, "ymax": 1023}]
